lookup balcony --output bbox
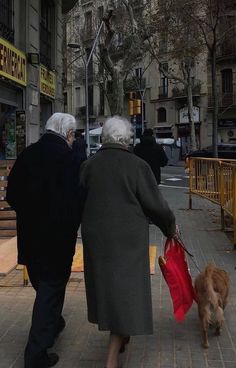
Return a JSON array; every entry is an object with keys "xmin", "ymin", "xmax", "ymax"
[
  {"xmin": 172, "ymin": 83, "xmax": 201, "ymax": 98},
  {"xmin": 124, "ymin": 77, "xmax": 146, "ymax": 92},
  {"xmin": 216, "ymin": 44, "xmax": 236, "ymax": 62},
  {"xmin": 208, "ymin": 92, "xmax": 236, "ymax": 108}
]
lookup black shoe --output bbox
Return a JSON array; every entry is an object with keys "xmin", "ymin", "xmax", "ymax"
[
  {"xmin": 47, "ymin": 353, "xmax": 59, "ymax": 367},
  {"xmin": 24, "ymin": 352, "xmax": 59, "ymax": 368}
]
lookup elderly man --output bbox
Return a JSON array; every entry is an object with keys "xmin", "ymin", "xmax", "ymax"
[
  {"xmin": 79, "ymin": 115, "xmax": 176, "ymax": 368},
  {"xmin": 6, "ymin": 113, "xmax": 84, "ymax": 368}
]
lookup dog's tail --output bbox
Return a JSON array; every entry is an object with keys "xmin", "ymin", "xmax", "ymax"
[{"xmin": 204, "ymin": 264, "xmax": 219, "ymax": 309}]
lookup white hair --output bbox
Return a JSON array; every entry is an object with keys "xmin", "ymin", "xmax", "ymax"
[
  {"xmin": 102, "ymin": 115, "xmax": 132, "ymax": 145},
  {"xmin": 45, "ymin": 113, "xmax": 76, "ymax": 137}
]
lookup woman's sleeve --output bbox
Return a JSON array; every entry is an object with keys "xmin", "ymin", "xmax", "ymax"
[{"xmin": 136, "ymin": 161, "xmax": 176, "ymax": 238}]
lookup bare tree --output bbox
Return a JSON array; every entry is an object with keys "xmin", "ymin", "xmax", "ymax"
[
  {"xmin": 146, "ymin": 0, "xmax": 203, "ymax": 151},
  {"xmin": 182, "ymin": 0, "xmax": 236, "ymax": 157},
  {"xmin": 97, "ymin": 0, "xmax": 150, "ymax": 115}
]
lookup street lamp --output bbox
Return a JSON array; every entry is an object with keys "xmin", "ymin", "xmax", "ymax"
[{"xmin": 67, "ymin": 20, "xmax": 104, "ymax": 156}]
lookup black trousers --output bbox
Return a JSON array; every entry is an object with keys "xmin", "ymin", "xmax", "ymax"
[{"xmin": 24, "ymin": 262, "xmax": 71, "ymax": 368}]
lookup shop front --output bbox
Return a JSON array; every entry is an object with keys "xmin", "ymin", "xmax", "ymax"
[
  {"xmin": 40, "ymin": 64, "xmax": 56, "ymax": 134},
  {"xmin": 0, "ymin": 37, "xmax": 27, "ymax": 159}
]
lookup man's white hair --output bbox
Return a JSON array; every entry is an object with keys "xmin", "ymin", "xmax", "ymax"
[
  {"xmin": 45, "ymin": 113, "xmax": 76, "ymax": 137},
  {"xmin": 102, "ymin": 115, "xmax": 132, "ymax": 145}
]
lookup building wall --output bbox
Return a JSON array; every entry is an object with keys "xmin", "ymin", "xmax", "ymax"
[
  {"xmin": 65, "ymin": 1, "xmax": 236, "ymax": 154},
  {"xmin": 0, "ymin": 0, "xmax": 65, "ymax": 160}
]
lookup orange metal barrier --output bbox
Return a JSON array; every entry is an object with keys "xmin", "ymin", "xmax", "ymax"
[{"xmin": 189, "ymin": 157, "xmax": 236, "ymax": 247}]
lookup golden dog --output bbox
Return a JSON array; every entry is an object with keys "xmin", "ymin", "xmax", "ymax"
[{"xmin": 194, "ymin": 263, "xmax": 230, "ymax": 348}]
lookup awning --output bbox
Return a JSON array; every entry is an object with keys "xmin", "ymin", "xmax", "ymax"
[
  {"xmin": 89, "ymin": 127, "xmax": 102, "ymax": 136},
  {"xmin": 62, "ymin": 0, "xmax": 78, "ymax": 13}
]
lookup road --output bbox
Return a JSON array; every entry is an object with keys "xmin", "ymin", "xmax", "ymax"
[{"xmin": 160, "ymin": 164, "xmax": 189, "ymax": 188}]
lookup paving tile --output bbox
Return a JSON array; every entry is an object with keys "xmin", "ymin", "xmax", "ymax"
[{"xmin": 0, "ymin": 185, "xmax": 236, "ymax": 367}]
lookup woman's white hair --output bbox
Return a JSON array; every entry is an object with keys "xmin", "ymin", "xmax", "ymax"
[
  {"xmin": 45, "ymin": 113, "xmax": 76, "ymax": 137},
  {"xmin": 102, "ymin": 115, "xmax": 132, "ymax": 145}
]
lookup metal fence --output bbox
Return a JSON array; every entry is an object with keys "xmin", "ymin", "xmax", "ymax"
[{"xmin": 189, "ymin": 157, "xmax": 236, "ymax": 246}]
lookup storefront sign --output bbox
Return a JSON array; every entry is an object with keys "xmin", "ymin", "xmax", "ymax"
[
  {"xmin": 179, "ymin": 106, "xmax": 200, "ymax": 124},
  {"xmin": 40, "ymin": 65, "xmax": 56, "ymax": 99},
  {"xmin": 16, "ymin": 111, "xmax": 26, "ymax": 156},
  {"xmin": 0, "ymin": 37, "xmax": 27, "ymax": 86},
  {"xmin": 218, "ymin": 118, "xmax": 236, "ymax": 128}
]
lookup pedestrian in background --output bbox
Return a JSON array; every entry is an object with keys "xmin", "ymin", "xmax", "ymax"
[
  {"xmin": 72, "ymin": 131, "xmax": 87, "ymax": 162},
  {"xmin": 6, "ymin": 113, "xmax": 84, "ymax": 368},
  {"xmin": 134, "ymin": 128, "xmax": 168, "ymax": 184},
  {"xmin": 79, "ymin": 116, "xmax": 176, "ymax": 368}
]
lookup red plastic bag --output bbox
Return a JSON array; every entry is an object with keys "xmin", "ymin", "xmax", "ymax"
[{"xmin": 159, "ymin": 238, "xmax": 197, "ymax": 322}]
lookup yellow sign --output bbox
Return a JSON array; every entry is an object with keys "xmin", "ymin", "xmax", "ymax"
[
  {"xmin": 40, "ymin": 65, "xmax": 56, "ymax": 99},
  {"xmin": 0, "ymin": 37, "xmax": 27, "ymax": 86}
]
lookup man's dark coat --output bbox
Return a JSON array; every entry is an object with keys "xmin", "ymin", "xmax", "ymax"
[
  {"xmin": 80, "ymin": 143, "xmax": 175, "ymax": 335},
  {"xmin": 134, "ymin": 136, "xmax": 168, "ymax": 184},
  {"xmin": 6, "ymin": 133, "xmax": 82, "ymax": 275}
]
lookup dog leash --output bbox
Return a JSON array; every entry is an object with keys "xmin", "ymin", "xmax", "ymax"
[{"xmin": 175, "ymin": 227, "xmax": 201, "ymax": 273}]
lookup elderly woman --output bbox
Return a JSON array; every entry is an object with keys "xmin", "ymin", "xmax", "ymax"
[{"xmin": 80, "ymin": 116, "xmax": 176, "ymax": 368}]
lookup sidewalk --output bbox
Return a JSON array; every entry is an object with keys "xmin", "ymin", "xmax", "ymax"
[{"xmin": 0, "ymin": 186, "xmax": 236, "ymax": 368}]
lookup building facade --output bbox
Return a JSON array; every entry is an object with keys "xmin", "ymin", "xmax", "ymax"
[
  {"xmin": 0, "ymin": 0, "xmax": 76, "ymax": 160},
  {"xmin": 65, "ymin": 0, "xmax": 236, "ymax": 155}
]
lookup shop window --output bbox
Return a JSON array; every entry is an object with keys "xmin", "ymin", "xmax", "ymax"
[
  {"xmin": 40, "ymin": 0, "xmax": 54, "ymax": 69},
  {"xmin": 157, "ymin": 107, "xmax": 166, "ymax": 123},
  {"xmin": 0, "ymin": 103, "xmax": 16, "ymax": 159},
  {"xmin": 0, "ymin": 0, "xmax": 14, "ymax": 43}
]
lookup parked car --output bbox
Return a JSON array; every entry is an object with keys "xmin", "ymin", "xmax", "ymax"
[
  {"xmin": 90, "ymin": 142, "xmax": 102, "ymax": 156},
  {"xmin": 185, "ymin": 143, "xmax": 236, "ymax": 170}
]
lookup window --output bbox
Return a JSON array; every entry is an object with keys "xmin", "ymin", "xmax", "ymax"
[
  {"xmin": 99, "ymin": 84, "xmax": 104, "ymax": 116},
  {"xmin": 88, "ymin": 85, "xmax": 93, "ymax": 115},
  {"xmin": 159, "ymin": 63, "xmax": 168, "ymax": 97},
  {"xmin": 98, "ymin": 6, "xmax": 104, "ymax": 21},
  {"xmin": 86, "ymin": 48, "xmax": 93, "ymax": 79},
  {"xmin": 159, "ymin": 34, "xmax": 167, "ymax": 54},
  {"xmin": 85, "ymin": 11, "xmax": 92, "ymax": 36},
  {"xmin": 158, "ymin": 107, "xmax": 166, "ymax": 123},
  {"xmin": 40, "ymin": 0, "xmax": 54, "ymax": 68},
  {"xmin": 0, "ymin": 0, "xmax": 14, "ymax": 43},
  {"xmin": 221, "ymin": 69, "xmax": 233, "ymax": 94},
  {"xmin": 64, "ymin": 92, "xmax": 68, "ymax": 113}
]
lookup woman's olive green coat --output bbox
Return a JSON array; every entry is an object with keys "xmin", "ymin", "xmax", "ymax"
[{"xmin": 80, "ymin": 143, "xmax": 175, "ymax": 335}]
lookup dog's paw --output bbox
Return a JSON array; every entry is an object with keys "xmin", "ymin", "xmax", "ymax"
[{"xmin": 202, "ymin": 342, "xmax": 209, "ymax": 349}]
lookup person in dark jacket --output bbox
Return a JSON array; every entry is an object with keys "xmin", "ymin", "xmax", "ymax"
[
  {"xmin": 6, "ymin": 113, "xmax": 84, "ymax": 368},
  {"xmin": 134, "ymin": 128, "xmax": 168, "ymax": 184},
  {"xmin": 72, "ymin": 131, "xmax": 87, "ymax": 162},
  {"xmin": 79, "ymin": 116, "xmax": 176, "ymax": 368}
]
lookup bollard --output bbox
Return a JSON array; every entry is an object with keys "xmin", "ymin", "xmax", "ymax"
[{"xmin": 23, "ymin": 266, "xmax": 29, "ymax": 286}]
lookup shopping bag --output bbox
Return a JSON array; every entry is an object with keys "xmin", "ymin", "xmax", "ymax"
[{"xmin": 158, "ymin": 237, "xmax": 197, "ymax": 322}]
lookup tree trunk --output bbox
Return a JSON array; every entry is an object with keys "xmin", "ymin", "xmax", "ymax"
[
  {"xmin": 187, "ymin": 79, "xmax": 197, "ymax": 151},
  {"xmin": 211, "ymin": 47, "xmax": 218, "ymax": 158},
  {"xmin": 107, "ymin": 67, "xmax": 124, "ymax": 115}
]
